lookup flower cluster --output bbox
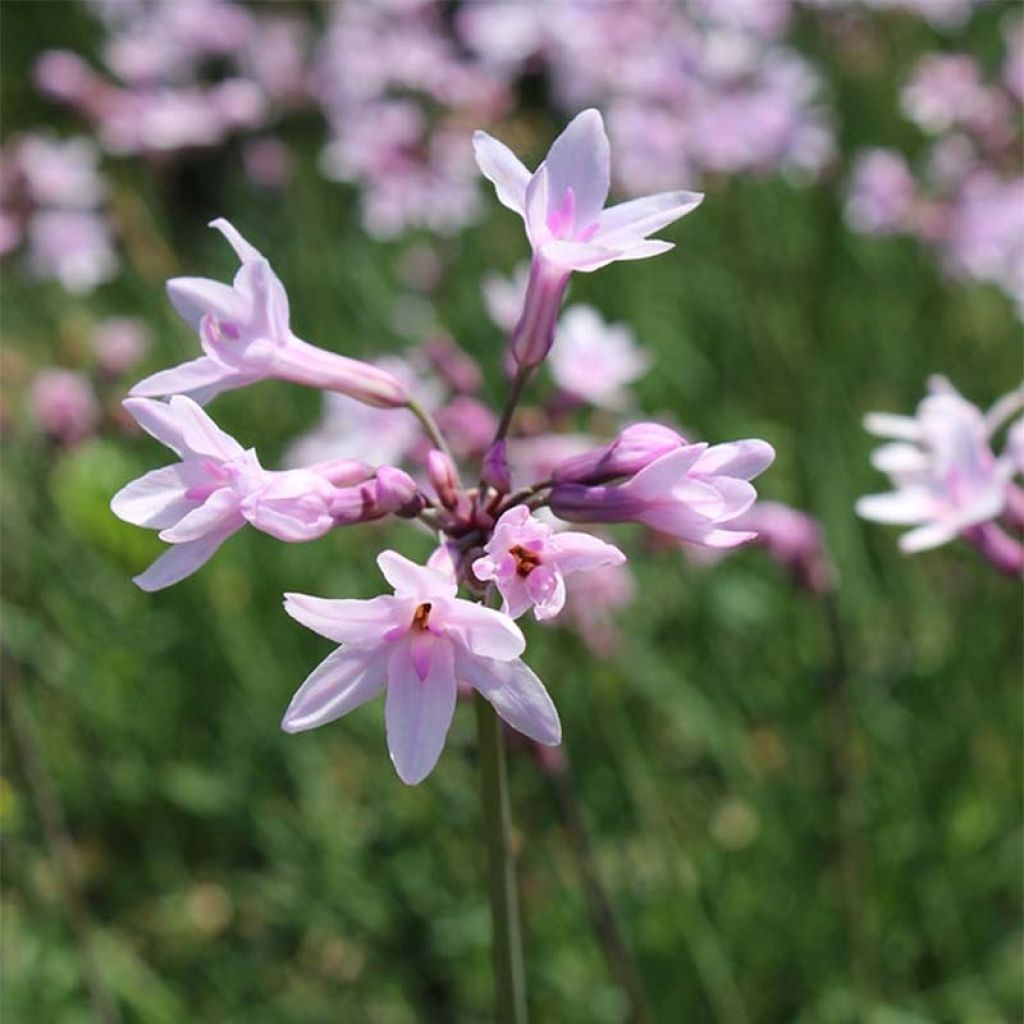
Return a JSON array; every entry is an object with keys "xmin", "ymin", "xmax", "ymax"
[
  {"xmin": 845, "ymin": 19, "xmax": 1023, "ymax": 316},
  {"xmin": 113, "ymin": 110, "xmax": 775, "ymax": 783},
  {"xmin": 857, "ymin": 376, "xmax": 1024, "ymax": 575}
]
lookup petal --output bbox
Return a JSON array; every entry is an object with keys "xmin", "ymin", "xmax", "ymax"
[
  {"xmin": 457, "ymin": 651, "xmax": 561, "ymax": 746},
  {"xmin": 377, "ymin": 550, "xmax": 457, "ymax": 599},
  {"xmin": 166, "ymin": 395, "xmax": 247, "ymax": 461},
  {"xmin": 524, "ymin": 163, "xmax": 550, "ymax": 248},
  {"xmin": 129, "ymin": 356, "xmax": 241, "ymax": 403},
  {"xmin": 855, "ymin": 490, "xmax": 936, "ymax": 525},
  {"xmin": 441, "ymin": 598, "xmax": 525, "ymax": 661},
  {"xmin": 110, "ymin": 464, "xmax": 197, "ymax": 529},
  {"xmin": 863, "ymin": 412, "xmax": 922, "ymax": 441},
  {"xmin": 545, "ymin": 108, "xmax": 610, "ymax": 229},
  {"xmin": 122, "ymin": 397, "xmax": 188, "ymax": 456},
  {"xmin": 625, "ymin": 444, "xmax": 708, "ymax": 499},
  {"xmin": 694, "ymin": 440, "xmax": 775, "ymax": 481},
  {"xmin": 385, "ymin": 638, "xmax": 457, "ymax": 785},
  {"xmin": 539, "ymin": 239, "xmax": 617, "ymax": 272},
  {"xmin": 870, "ymin": 442, "xmax": 929, "ymax": 475},
  {"xmin": 133, "ymin": 528, "xmax": 236, "ymax": 591},
  {"xmin": 472, "ymin": 131, "xmax": 531, "ymax": 215},
  {"xmin": 526, "ymin": 565, "xmax": 566, "ymax": 620},
  {"xmin": 709, "ymin": 477, "xmax": 758, "ymax": 521},
  {"xmin": 283, "ymin": 593, "xmax": 407, "ymax": 646},
  {"xmin": 235, "ymin": 258, "xmax": 291, "ymax": 340},
  {"xmin": 210, "ymin": 217, "xmax": 264, "ymax": 264},
  {"xmin": 594, "ymin": 190, "xmax": 704, "ymax": 246},
  {"xmin": 689, "ymin": 527, "xmax": 759, "ymax": 549},
  {"xmin": 551, "ymin": 531, "xmax": 626, "ymax": 575},
  {"xmin": 166, "ymin": 276, "xmax": 246, "ymax": 332},
  {"xmin": 898, "ymin": 521, "xmax": 958, "ymax": 553},
  {"xmin": 158, "ymin": 488, "xmax": 241, "ymax": 543},
  {"xmin": 609, "ymin": 240, "xmax": 675, "ymax": 261},
  {"xmin": 281, "ymin": 646, "xmax": 387, "ymax": 733}
]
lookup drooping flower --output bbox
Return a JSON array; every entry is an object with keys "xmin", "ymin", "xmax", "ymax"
[
  {"xmin": 473, "ymin": 108, "xmax": 702, "ymax": 366},
  {"xmin": 472, "ymin": 506, "xmax": 625, "ymax": 621},
  {"xmin": 855, "ymin": 379, "xmax": 1017, "ymax": 553},
  {"xmin": 131, "ymin": 219, "xmax": 408, "ymax": 407},
  {"xmin": 112, "ymin": 396, "xmax": 414, "ymax": 591},
  {"xmin": 551, "ymin": 436, "xmax": 775, "ymax": 548},
  {"xmin": 282, "ymin": 551, "xmax": 562, "ymax": 784},
  {"xmin": 547, "ymin": 305, "xmax": 650, "ymax": 409}
]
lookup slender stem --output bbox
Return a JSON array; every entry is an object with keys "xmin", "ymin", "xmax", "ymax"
[
  {"xmin": 408, "ymin": 397, "xmax": 458, "ymax": 470},
  {"xmin": 493, "ymin": 367, "xmax": 533, "ymax": 447},
  {"xmin": 475, "ymin": 694, "xmax": 527, "ymax": 1023}
]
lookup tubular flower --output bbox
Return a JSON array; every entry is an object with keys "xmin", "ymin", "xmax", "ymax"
[
  {"xmin": 551, "ymin": 438, "xmax": 775, "ymax": 549},
  {"xmin": 111, "ymin": 396, "xmax": 408, "ymax": 591},
  {"xmin": 473, "ymin": 108, "xmax": 702, "ymax": 366},
  {"xmin": 282, "ymin": 551, "xmax": 562, "ymax": 785},
  {"xmin": 856, "ymin": 380, "xmax": 1018, "ymax": 553},
  {"xmin": 472, "ymin": 506, "xmax": 626, "ymax": 621},
  {"xmin": 132, "ymin": 219, "xmax": 408, "ymax": 408}
]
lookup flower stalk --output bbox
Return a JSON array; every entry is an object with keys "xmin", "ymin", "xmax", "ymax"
[{"xmin": 475, "ymin": 693, "xmax": 528, "ymax": 1023}]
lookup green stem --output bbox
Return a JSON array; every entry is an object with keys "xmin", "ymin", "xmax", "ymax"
[
  {"xmin": 475, "ymin": 694, "xmax": 527, "ymax": 1023},
  {"xmin": 408, "ymin": 397, "xmax": 458, "ymax": 471},
  {"xmin": 492, "ymin": 366, "xmax": 533, "ymax": 447}
]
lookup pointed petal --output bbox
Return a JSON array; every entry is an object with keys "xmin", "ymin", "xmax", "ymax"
[
  {"xmin": 539, "ymin": 239, "xmax": 616, "ymax": 272},
  {"xmin": 545, "ymin": 108, "xmax": 610, "ymax": 229},
  {"xmin": 863, "ymin": 412, "xmax": 922, "ymax": 441},
  {"xmin": 524, "ymin": 163, "xmax": 550, "ymax": 248},
  {"xmin": 133, "ymin": 528, "xmax": 236, "ymax": 591},
  {"xmin": 551, "ymin": 531, "xmax": 626, "ymax": 575},
  {"xmin": 210, "ymin": 217, "xmax": 264, "ymax": 263},
  {"xmin": 110, "ymin": 464, "xmax": 197, "ymax": 529},
  {"xmin": 166, "ymin": 395, "xmax": 247, "ymax": 461},
  {"xmin": 525, "ymin": 565, "xmax": 566, "ymax": 620},
  {"xmin": 377, "ymin": 550, "xmax": 457, "ymax": 599},
  {"xmin": 899, "ymin": 521, "xmax": 958, "ymax": 552},
  {"xmin": 283, "ymin": 593, "xmax": 407, "ymax": 646},
  {"xmin": 159, "ymin": 488, "xmax": 241, "ymax": 543},
  {"xmin": 595, "ymin": 190, "xmax": 703, "ymax": 245},
  {"xmin": 856, "ymin": 490, "xmax": 936, "ymax": 525},
  {"xmin": 129, "ymin": 356, "xmax": 239, "ymax": 402},
  {"xmin": 626, "ymin": 445, "xmax": 708, "ymax": 500},
  {"xmin": 281, "ymin": 647, "xmax": 387, "ymax": 733},
  {"xmin": 122, "ymin": 397, "xmax": 188, "ymax": 456},
  {"xmin": 166, "ymin": 276, "xmax": 246, "ymax": 332},
  {"xmin": 695, "ymin": 440, "xmax": 775, "ymax": 480},
  {"xmin": 385, "ymin": 639, "xmax": 457, "ymax": 785},
  {"xmin": 870, "ymin": 442, "xmax": 928, "ymax": 475},
  {"xmin": 691, "ymin": 527, "xmax": 758, "ymax": 549},
  {"xmin": 610, "ymin": 240, "xmax": 675, "ymax": 261},
  {"xmin": 710, "ymin": 477, "xmax": 758, "ymax": 520},
  {"xmin": 442, "ymin": 598, "xmax": 525, "ymax": 661},
  {"xmin": 473, "ymin": 131, "xmax": 531, "ymax": 215},
  {"xmin": 458, "ymin": 651, "xmax": 561, "ymax": 746}
]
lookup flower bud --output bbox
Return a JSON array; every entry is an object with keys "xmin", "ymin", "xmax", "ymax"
[
  {"xmin": 243, "ymin": 470, "xmax": 338, "ymax": 542},
  {"xmin": 427, "ymin": 449, "xmax": 460, "ymax": 510},
  {"xmin": 374, "ymin": 466, "xmax": 423, "ymax": 518},
  {"xmin": 551, "ymin": 423, "xmax": 683, "ymax": 485},
  {"xmin": 481, "ymin": 440, "xmax": 511, "ymax": 493}
]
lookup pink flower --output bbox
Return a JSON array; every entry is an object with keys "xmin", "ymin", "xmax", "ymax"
[
  {"xmin": 845, "ymin": 150, "xmax": 917, "ymax": 235},
  {"xmin": 856, "ymin": 380, "xmax": 1016, "ymax": 552},
  {"xmin": 282, "ymin": 551, "xmax": 561, "ymax": 784},
  {"xmin": 27, "ymin": 209, "xmax": 117, "ymax": 293},
  {"xmin": 551, "ymin": 437, "xmax": 775, "ymax": 548},
  {"xmin": 548, "ymin": 305, "xmax": 650, "ymax": 409},
  {"xmin": 131, "ymin": 219, "xmax": 408, "ymax": 408},
  {"xmin": 29, "ymin": 368, "xmax": 100, "ymax": 443},
  {"xmin": 472, "ymin": 506, "xmax": 625, "ymax": 621},
  {"xmin": 91, "ymin": 317, "xmax": 151, "ymax": 375},
  {"xmin": 112, "ymin": 396, "xmax": 411, "ymax": 591},
  {"xmin": 474, "ymin": 108, "xmax": 702, "ymax": 366}
]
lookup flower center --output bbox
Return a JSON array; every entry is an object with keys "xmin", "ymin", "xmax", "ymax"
[
  {"xmin": 412, "ymin": 602, "xmax": 432, "ymax": 630},
  {"xmin": 510, "ymin": 545, "xmax": 541, "ymax": 577}
]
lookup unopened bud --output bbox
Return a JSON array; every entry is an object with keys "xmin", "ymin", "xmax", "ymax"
[
  {"xmin": 551, "ymin": 423, "xmax": 683, "ymax": 485},
  {"xmin": 426, "ymin": 449, "xmax": 460, "ymax": 509},
  {"xmin": 481, "ymin": 440, "xmax": 511, "ymax": 493}
]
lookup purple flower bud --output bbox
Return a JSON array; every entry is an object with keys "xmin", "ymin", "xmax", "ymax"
[
  {"xmin": 373, "ymin": 465, "xmax": 423, "ymax": 519},
  {"xmin": 551, "ymin": 423, "xmax": 684, "ymax": 485},
  {"xmin": 481, "ymin": 440, "xmax": 512, "ymax": 493},
  {"xmin": 427, "ymin": 449, "xmax": 460, "ymax": 509}
]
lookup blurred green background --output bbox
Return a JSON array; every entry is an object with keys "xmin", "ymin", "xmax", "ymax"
[{"xmin": 1, "ymin": 2, "xmax": 1020, "ymax": 1022}]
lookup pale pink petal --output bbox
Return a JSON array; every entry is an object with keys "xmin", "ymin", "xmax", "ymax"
[
  {"xmin": 210, "ymin": 217, "xmax": 263, "ymax": 264},
  {"xmin": 525, "ymin": 565, "xmax": 566, "ymax": 620},
  {"xmin": 540, "ymin": 239, "xmax": 616, "ymax": 272},
  {"xmin": 694, "ymin": 440, "xmax": 776, "ymax": 480},
  {"xmin": 856, "ymin": 490, "xmax": 936, "ymax": 524},
  {"xmin": 870, "ymin": 442, "xmax": 930, "ymax": 475},
  {"xmin": 594, "ymin": 190, "xmax": 703, "ymax": 246},
  {"xmin": 710, "ymin": 478, "xmax": 758, "ymax": 520},
  {"xmin": 377, "ymin": 550, "xmax": 457, "ymax": 599},
  {"xmin": 611, "ymin": 240, "xmax": 675, "ymax": 261},
  {"xmin": 281, "ymin": 647, "xmax": 387, "ymax": 733},
  {"xmin": 385, "ymin": 638, "xmax": 457, "ymax": 785},
  {"xmin": 544, "ymin": 108, "xmax": 610, "ymax": 230},
  {"xmin": 551, "ymin": 531, "xmax": 626, "ymax": 575},
  {"xmin": 159, "ymin": 488, "xmax": 241, "ymax": 543},
  {"xmin": 110, "ymin": 464, "xmax": 197, "ymax": 529},
  {"xmin": 235, "ymin": 258, "xmax": 290, "ymax": 339},
  {"xmin": 472, "ymin": 131, "xmax": 531, "ymax": 215},
  {"xmin": 627, "ymin": 445, "xmax": 708, "ymax": 499},
  {"xmin": 123, "ymin": 396, "xmax": 189, "ymax": 454},
  {"xmin": 524, "ymin": 163, "xmax": 550, "ymax": 248},
  {"xmin": 863, "ymin": 412, "xmax": 922, "ymax": 441},
  {"xmin": 133, "ymin": 528, "xmax": 236, "ymax": 591},
  {"xmin": 456, "ymin": 651, "xmax": 561, "ymax": 746},
  {"xmin": 442, "ymin": 599, "xmax": 525, "ymax": 661},
  {"xmin": 167, "ymin": 395, "xmax": 247, "ymax": 461},
  {"xmin": 898, "ymin": 521, "xmax": 958, "ymax": 552},
  {"xmin": 283, "ymin": 593, "xmax": 406, "ymax": 646},
  {"xmin": 166, "ymin": 276, "xmax": 246, "ymax": 331},
  {"xmin": 129, "ymin": 356, "xmax": 241, "ymax": 402},
  {"xmin": 692, "ymin": 527, "xmax": 758, "ymax": 549}
]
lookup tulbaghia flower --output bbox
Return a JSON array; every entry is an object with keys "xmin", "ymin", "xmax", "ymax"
[
  {"xmin": 29, "ymin": 368, "xmax": 100, "ymax": 444},
  {"xmin": 282, "ymin": 551, "xmax": 562, "ymax": 784},
  {"xmin": 856, "ymin": 381, "xmax": 1016, "ymax": 553},
  {"xmin": 551, "ymin": 437, "xmax": 775, "ymax": 548},
  {"xmin": 91, "ymin": 316, "xmax": 152, "ymax": 375},
  {"xmin": 551, "ymin": 423, "xmax": 686, "ymax": 485},
  {"xmin": 132, "ymin": 219, "xmax": 408, "ymax": 408},
  {"xmin": 472, "ymin": 506, "xmax": 625, "ymax": 621},
  {"xmin": 474, "ymin": 108, "xmax": 702, "ymax": 366},
  {"xmin": 27, "ymin": 209, "xmax": 117, "ymax": 293},
  {"xmin": 548, "ymin": 304, "xmax": 650, "ymax": 409},
  {"xmin": 111, "ymin": 396, "xmax": 408, "ymax": 591},
  {"xmin": 845, "ymin": 150, "xmax": 917, "ymax": 235}
]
